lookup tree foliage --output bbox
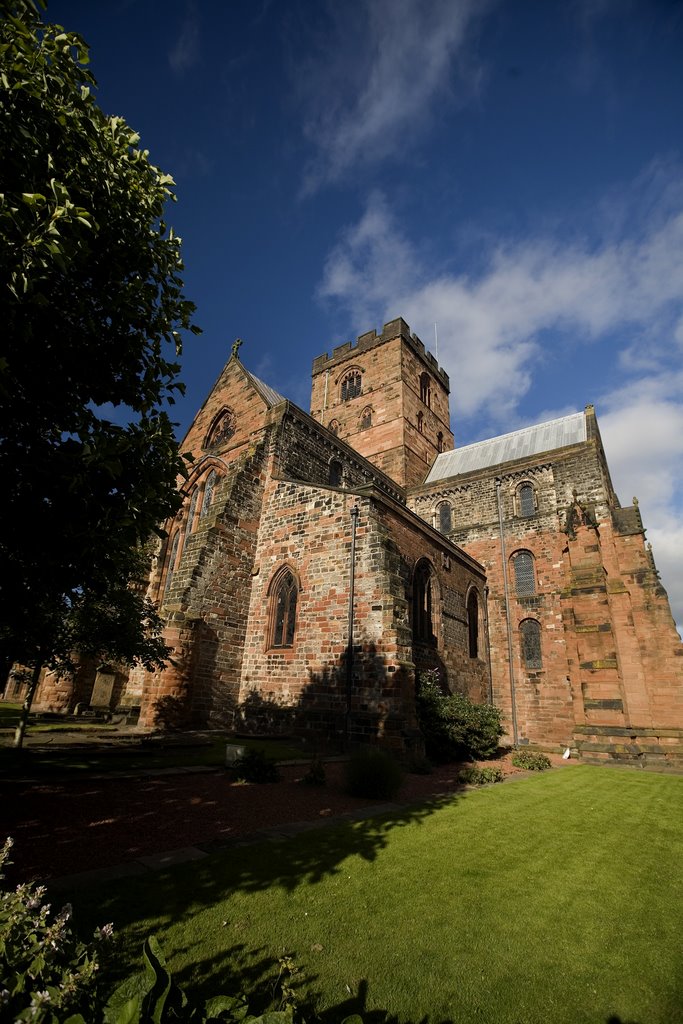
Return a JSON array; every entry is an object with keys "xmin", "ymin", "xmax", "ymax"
[{"xmin": 0, "ymin": 2, "xmax": 200, "ymax": 706}]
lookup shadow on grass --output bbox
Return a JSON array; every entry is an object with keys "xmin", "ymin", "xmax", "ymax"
[{"xmin": 66, "ymin": 791, "xmax": 462, "ymax": 1021}]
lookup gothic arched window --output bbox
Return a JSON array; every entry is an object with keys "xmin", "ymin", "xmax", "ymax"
[
  {"xmin": 360, "ymin": 406, "xmax": 373, "ymax": 430},
  {"xmin": 200, "ymin": 470, "xmax": 217, "ymax": 517},
  {"xmin": 413, "ymin": 559, "xmax": 436, "ymax": 644},
  {"xmin": 437, "ymin": 432, "xmax": 444, "ymax": 453},
  {"xmin": 437, "ymin": 502, "xmax": 452, "ymax": 534},
  {"xmin": 520, "ymin": 619, "xmax": 542, "ymax": 669},
  {"xmin": 185, "ymin": 487, "xmax": 199, "ymax": 537},
  {"xmin": 329, "ymin": 460, "xmax": 343, "ymax": 487},
  {"xmin": 329, "ymin": 419, "xmax": 340, "ymax": 436},
  {"xmin": 340, "ymin": 370, "xmax": 362, "ymax": 402},
  {"xmin": 519, "ymin": 482, "xmax": 535, "ymax": 517},
  {"xmin": 512, "ymin": 550, "xmax": 536, "ymax": 597},
  {"xmin": 163, "ymin": 532, "xmax": 181, "ymax": 599},
  {"xmin": 419, "ymin": 373, "xmax": 431, "ymax": 407},
  {"xmin": 205, "ymin": 408, "xmax": 235, "ymax": 448},
  {"xmin": 417, "ymin": 411, "xmax": 424, "ymax": 433},
  {"xmin": 467, "ymin": 589, "xmax": 479, "ymax": 659},
  {"xmin": 269, "ymin": 568, "xmax": 298, "ymax": 649}
]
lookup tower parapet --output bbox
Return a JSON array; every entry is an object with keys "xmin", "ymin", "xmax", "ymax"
[
  {"xmin": 312, "ymin": 317, "xmax": 450, "ymax": 392},
  {"xmin": 311, "ymin": 317, "xmax": 453, "ymax": 488}
]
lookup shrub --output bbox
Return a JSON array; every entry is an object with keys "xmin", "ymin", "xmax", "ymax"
[
  {"xmin": 345, "ymin": 747, "xmax": 403, "ymax": 800},
  {"xmin": 231, "ymin": 748, "xmax": 280, "ymax": 784},
  {"xmin": 0, "ymin": 837, "xmax": 114, "ymax": 1022},
  {"xmin": 406, "ymin": 754, "xmax": 434, "ymax": 775},
  {"xmin": 511, "ymin": 750, "xmax": 552, "ymax": 771},
  {"xmin": 301, "ymin": 757, "xmax": 326, "ymax": 786},
  {"xmin": 416, "ymin": 671, "xmax": 504, "ymax": 762},
  {"xmin": 458, "ymin": 765, "xmax": 504, "ymax": 786}
]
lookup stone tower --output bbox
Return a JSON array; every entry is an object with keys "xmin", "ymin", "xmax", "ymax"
[{"xmin": 310, "ymin": 317, "xmax": 454, "ymax": 488}]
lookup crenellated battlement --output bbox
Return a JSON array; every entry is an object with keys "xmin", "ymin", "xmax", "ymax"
[{"xmin": 312, "ymin": 317, "xmax": 450, "ymax": 391}]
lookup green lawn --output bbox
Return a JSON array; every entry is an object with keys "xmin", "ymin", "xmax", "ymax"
[{"xmin": 67, "ymin": 766, "xmax": 683, "ymax": 1024}]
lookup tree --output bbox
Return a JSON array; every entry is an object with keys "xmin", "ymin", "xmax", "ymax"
[{"xmin": 0, "ymin": 1, "xmax": 201, "ymax": 746}]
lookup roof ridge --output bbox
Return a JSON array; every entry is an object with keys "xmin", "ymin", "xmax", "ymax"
[
  {"xmin": 425, "ymin": 410, "xmax": 587, "ymax": 483},
  {"xmin": 242, "ymin": 365, "xmax": 286, "ymax": 407},
  {"xmin": 450, "ymin": 410, "xmax": 585, "ymax": 456}
]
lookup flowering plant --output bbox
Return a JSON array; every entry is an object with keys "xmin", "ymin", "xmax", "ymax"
[{"xmin": 0, "ymin": 837, "xmax": 113, "ymax": 1022}]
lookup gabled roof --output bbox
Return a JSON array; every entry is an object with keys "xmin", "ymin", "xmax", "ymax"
[
  {"xmin": 425, "ymin": 411, "xmax": 587, "ymax": 483},
  {"xmin": 242, "ymin": 365, "xmax": 285, "ymax": 407}
]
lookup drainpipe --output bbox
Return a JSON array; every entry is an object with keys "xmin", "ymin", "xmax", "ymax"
[
  {"xmin": 345, "ymin": 504, "xmax": 360, "ymax": 749},
  {"xmin": 322, "ymin": 369, "xmax": 330, "ymax": 414},
  {"xmin": 495, "ymin": 477, "xmax": 519, "ymax": 745},
  {"xmin": 483, "ymin": 585, "xmax": 494, "ymax": 705}
]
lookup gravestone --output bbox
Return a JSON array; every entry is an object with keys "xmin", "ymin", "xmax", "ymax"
[{"xmin": 90, "ymin": 671, "xmax": 116, "ymax": 708}]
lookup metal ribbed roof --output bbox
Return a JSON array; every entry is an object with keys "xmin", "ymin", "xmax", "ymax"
[
  {"xmin": 425, "ymin": 411, "xmax": 587, "ymax": 483},
  {"xmin": 243, "ymin": 367, "xmax": 286, "ymax": 407}
]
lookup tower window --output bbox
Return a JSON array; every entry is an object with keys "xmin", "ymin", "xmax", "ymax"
[
  {"xmin": 329, "ymin": 419, "xmax": 340, "ymax": 436},
  {"xmin": 520, "ymin": 619, "xmax": 542, "ymax": 669},
  {"xmin": 341, "ymin": 370, "xmax": 362, "ymax": 402},
  {"xmin": 360, "ymin": 406, "xmax": 372, "ymax": 430},
  {"xmin": 269, "ymin": 569, "xmax": 298, "ymax": 649},
  {"xmin": 519, "ymin": 483, "xmax": 535, "ymax": 517},
  {"xmin": 512, "ymin": 550, "xmax": 536, "ymax": 597},
  {"xmin": 419, "ymin": 373, "xmax": 431, "ymax": 407},
  {"xmin": 437, "ymin": 432, "xmax": 444, "ymax": 453},
  {"xmin": 417, "ymin": 411, "xmax": 424, "ymax": 433}
]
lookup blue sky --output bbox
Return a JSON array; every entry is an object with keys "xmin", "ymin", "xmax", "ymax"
[{"xmin": 50, "ymin": 0, "xmax": 683, "ymax": 628}]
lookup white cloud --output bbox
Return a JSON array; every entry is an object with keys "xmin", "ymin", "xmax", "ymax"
[
  {"xmin": 318, "ymin": 172, "xmax": 683, "ymax": 627},
  {"xmin": 169, "ymin": 2, "xmax": 200, "ymax": 75},
  {"xmin": 319, "ymin": 187, "xmax": 683, "ymax": 421},
  {"xmin": 296, "ymin": 0, "xmax": 490, "ymax": 193}
]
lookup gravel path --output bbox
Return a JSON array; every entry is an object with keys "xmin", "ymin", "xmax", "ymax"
[{"xmin": 1, "ymin": 755, "xmax": 567, "ymax": 884}]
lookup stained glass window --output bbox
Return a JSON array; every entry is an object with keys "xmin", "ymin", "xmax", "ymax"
[
  {"xmin": 467, "ymin": 589, "xmax": 479, "ymax": 659},
  {"xmin": 206, "ymin": 408, "xmax": 235, "ymax": 447},
  {"xmin": 201, "ymin": 470, "xmax": 217, "ymax": 517},
  {"xmin": 513, "ymin": 551, "xmax": 535, "ymax": 596},
  {"xmin": 521, "ymin": 619, "xmax": 542, "ymax": 669},
  {"xmin": 163, "ymin": 532, "xmax": 180, "ymax": 599},
  {"xmin": 413, "ymin": 560, "xmax": 435, "ymax": 643},
  {"xmin": 519, "ymin": 483, "xmax": 535, "ymax": 517},
  {"xmin": 185, "ymin": 488, "xmax": 199, "ymax": 537},
  {"xmin": 271, "ymin": 570, "xmax": 298, "ymax": 648}
]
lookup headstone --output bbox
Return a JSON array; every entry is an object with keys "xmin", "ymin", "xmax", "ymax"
[
  {"xmin": 90, "ymin": 672, "xmax": 116, "ymax": 708},
  {"xmin": 225, "ymin": 744, "xmax": 246, "ymax": 765}
]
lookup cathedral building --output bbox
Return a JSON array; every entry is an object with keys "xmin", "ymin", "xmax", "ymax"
[{"xmin": 31, "ymin": 318, "xmax": 683, "ymax": 762}]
